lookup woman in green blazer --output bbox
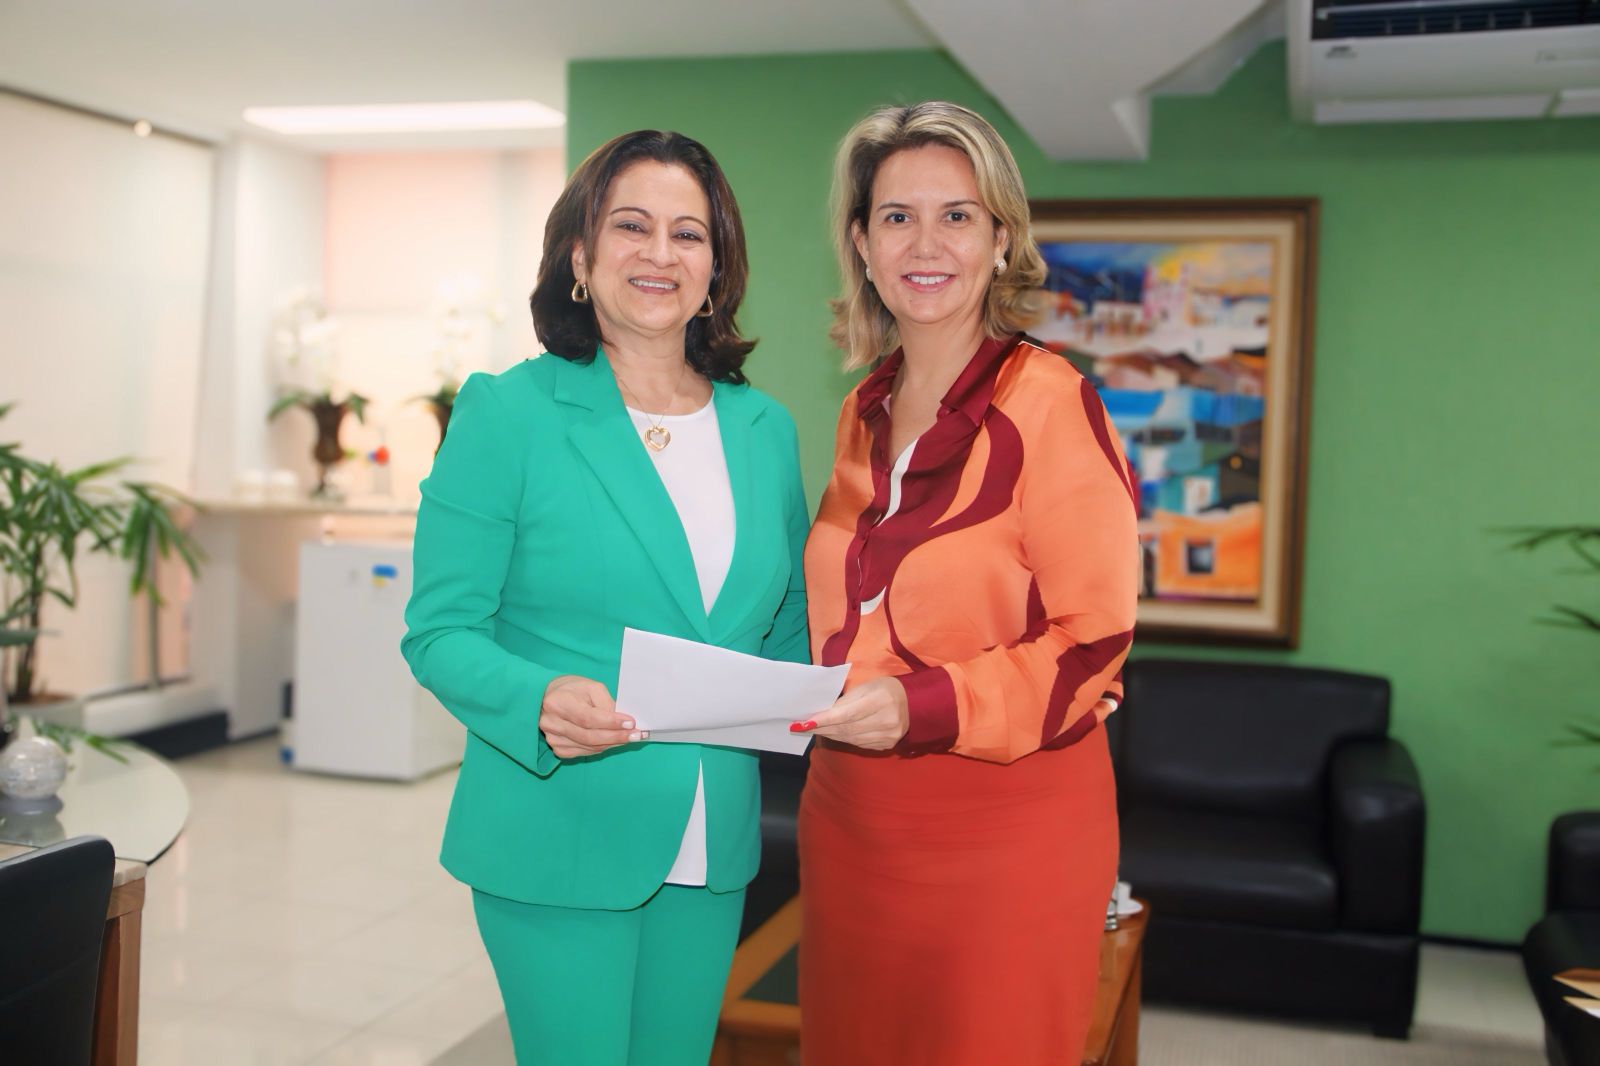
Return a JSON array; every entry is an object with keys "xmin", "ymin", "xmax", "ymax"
[{"xmin": 401, "ymin": 130, "xmax": 808, "ymax": 1066}]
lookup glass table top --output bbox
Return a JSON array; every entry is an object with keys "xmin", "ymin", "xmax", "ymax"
[
  {"xmin": 0, "ymin": 740, "xmax": 189, "ymax": 863},
  {"xmin": 745, "ymin": 946, "xmax": 799, "ymax": 1005}
]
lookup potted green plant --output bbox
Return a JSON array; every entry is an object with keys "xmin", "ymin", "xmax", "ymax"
[
  {"xmin": 414, "ymin": 378, "xmax": 458, "ymax": 454},
  {"xmin": 266, "ymin": 285, "xmax": 369, "ymax": 497},
  {"xmin": 415, "ymin": 274, "xmax": 504, "ymax": 453},
  {"xmin": 0, "ymin": 624, "xmax": 36, "ymax": 750},
  {"xmin": 1510, "ymin": 524, "xmax": 1600, "ymax": 755},
  {"xmin": 0, "ymin": 403, "xmax": 204, "ymax": 747},
  {"xmin": 267, "ymin": 389, "xmax": 369, "ymax": 497}
]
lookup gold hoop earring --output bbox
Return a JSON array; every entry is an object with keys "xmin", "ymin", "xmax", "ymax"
[
  {"xmin": 571, "ymin": 280, "xmax": 590, "ymax": 304},
  {"xmin": 696, "ymin": 294, "xmax": 714, "ymax": 318}
]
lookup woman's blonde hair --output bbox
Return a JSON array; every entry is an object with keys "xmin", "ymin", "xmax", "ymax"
[{"xmin": 829, "ymin": 101, "xmax": 1046, "ymax": 370}]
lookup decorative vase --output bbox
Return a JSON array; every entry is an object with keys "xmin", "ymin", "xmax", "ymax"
[
  {"xmin": 309, "ymin": 399, "xmax": 350, "ymax": 499},
  {"xmin": 429, "ymin": 399, "xmax": 453, "ymax": 454},
  {"xmin": 0, "ymin": 808, "xmax": 64, "ymax": 847},
  {"xmin": 0, "ymin": 734, "xmax": 69, "ymax": 814}
]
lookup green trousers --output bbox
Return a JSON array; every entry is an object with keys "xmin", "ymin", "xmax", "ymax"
[{"xmin": 472, "ymin": 884, "xmax": 746, "ymax": 1066}]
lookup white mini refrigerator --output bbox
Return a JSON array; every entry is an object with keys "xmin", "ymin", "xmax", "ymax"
[{"xmin": 292, "ymin": 539, "xmax": 464, "ymax": 779}]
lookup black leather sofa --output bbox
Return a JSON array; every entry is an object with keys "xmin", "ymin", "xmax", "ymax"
[
  {"xmin": 1523, "ymin": 811, "xmax": 1600, "ymax": 1066},
  {"xmin": 746, "ymin": 659, "xmax": 1426, "ymax": 1037},
  {"xmin": 1110, "ymin": 659, "xmax": 1425, "ymax": 1037}
]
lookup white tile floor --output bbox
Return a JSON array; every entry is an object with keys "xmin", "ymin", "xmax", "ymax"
[
  {"xmin": 136, "ymin": 738, "xmax": 1547, "ymax": 1065},
  {"xmin": 139, "ymin": 738, "xmax": 499, "ymax": 1065}
]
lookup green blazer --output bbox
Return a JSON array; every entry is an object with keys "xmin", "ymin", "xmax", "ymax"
[{"xmin": 401, "ymin": 351, "xmax": 809, "ymax": 910}]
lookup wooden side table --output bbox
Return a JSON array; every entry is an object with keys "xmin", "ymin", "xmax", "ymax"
[
  {"xmin": 95, "ymin": 860, "xmax": 147, "ymax": 1065},
  {"xmin": 715, "ymin": 897, "xmax": 1148, "ymax": 1065},
  {"xmin": 1084, "ymin": 905, "xmax": 1147, "ymax": 1066},
  {"xmin": 714, "ymin": 898, "xmax": 804, "ymax": 1066}
]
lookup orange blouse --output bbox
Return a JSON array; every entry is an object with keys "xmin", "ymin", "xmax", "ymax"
[{"xmin": 804, "ymin": 333, "xmax": 1140, "ymax": 762}]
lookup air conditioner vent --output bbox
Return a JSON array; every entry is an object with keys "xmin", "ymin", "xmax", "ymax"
[{"xmin": 1312, "ymin": 0, "xmax": 1599, "ymax": 40}]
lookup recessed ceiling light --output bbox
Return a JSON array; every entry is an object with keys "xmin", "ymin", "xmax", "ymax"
[
  {"xmin": 132, "ymin": 119, "xmax": 152, "ymax": 137},
  {"xmin": 242, "ymin": 100, "xmax": 565, "ymax": 135}
]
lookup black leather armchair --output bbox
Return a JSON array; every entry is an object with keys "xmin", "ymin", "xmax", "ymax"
[
  {"xmin": 744, "ymin": 749, "xmax": 808, "ymax": 939},
  {"xmin": 1110, "ymin": 659, "xmax": 1426, "ymax": 1037},
  {"xmin": 1522, "ymin": 811, "xmax": 1600, "ymax": 1066},
  {"xmin": 0, "ymin": 835, "xmax": 115, "ymax": 1063}
]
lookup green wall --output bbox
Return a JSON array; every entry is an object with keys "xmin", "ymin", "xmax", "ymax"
[{"xmin": 569, "ymin": 44, "xmax": 1600, "ymax": 943}]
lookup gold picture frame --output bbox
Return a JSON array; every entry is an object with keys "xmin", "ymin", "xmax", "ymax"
[{"xmin": 1028, "ymin": 198, "xmax": 1319, "ymax": 647}]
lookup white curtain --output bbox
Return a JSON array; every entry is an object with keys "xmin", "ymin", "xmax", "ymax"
[{"xmin": 0, "ymin": 91, "xmax": 214, "ymax": 695}]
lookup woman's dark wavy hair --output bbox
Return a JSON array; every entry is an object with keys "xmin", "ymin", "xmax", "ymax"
[{"xmin": 530, "ymin": 130, "xmax": 755, "ymax": 384}]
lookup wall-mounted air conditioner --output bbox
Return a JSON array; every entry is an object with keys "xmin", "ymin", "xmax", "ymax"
[{"xmin": 1288, "ymin": 0, "xmax": 1600, "ymax": 123}]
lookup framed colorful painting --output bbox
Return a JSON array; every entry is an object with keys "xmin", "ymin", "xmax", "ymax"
[{"xmin": 1028, "ymin": 199, "xmax": 1318, "ymax": 646}]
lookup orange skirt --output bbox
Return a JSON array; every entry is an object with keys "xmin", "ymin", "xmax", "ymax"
[{"xmin": 797, "ymin": 726, "xmax": 1118, "ymax": 1066}]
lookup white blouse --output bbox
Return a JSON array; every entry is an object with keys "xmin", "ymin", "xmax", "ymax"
[{"xmin": 626, "ymin": 398, "xmax": 735, "ymax": 887}]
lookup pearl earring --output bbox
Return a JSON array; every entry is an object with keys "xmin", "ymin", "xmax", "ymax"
[
  {"xmin": 865, "ymin": 265, "xmax": 873, "ymax": 282},
  {"xmin": 995, "ymin": 257, "xmax": 1006, "ymax": 275}
]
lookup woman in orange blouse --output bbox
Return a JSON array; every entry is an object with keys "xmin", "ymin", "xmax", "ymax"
[{"xmin": 794, "ymin": 102, "xmax": 1140, "ymax": 1065}]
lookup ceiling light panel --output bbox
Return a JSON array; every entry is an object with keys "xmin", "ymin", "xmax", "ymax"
[{"xmin": 242, "ymin": 100, "xmax": 564, "ymax": 135}]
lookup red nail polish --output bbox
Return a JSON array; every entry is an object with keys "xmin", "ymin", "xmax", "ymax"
[{"xmin": 789, "ymin": 721, "xmax": 817, "ymax": 733}]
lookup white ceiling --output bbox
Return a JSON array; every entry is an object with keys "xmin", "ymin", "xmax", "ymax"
[
  {"xmin": 0, "ymin": 0, "xmax": 937, "ymax": 150},
  {"xmin": 0, "ymin": 0, "xmax": 1279, "ymax": 158},
  {"xmin": 910, "ymin": 0, "xmax": 1280, "ymax": 159}
]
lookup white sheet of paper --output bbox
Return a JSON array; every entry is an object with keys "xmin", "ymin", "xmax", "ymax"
[{"xmin": 616, "ymin": 628, "xmax": 849, "ymax": 756}]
